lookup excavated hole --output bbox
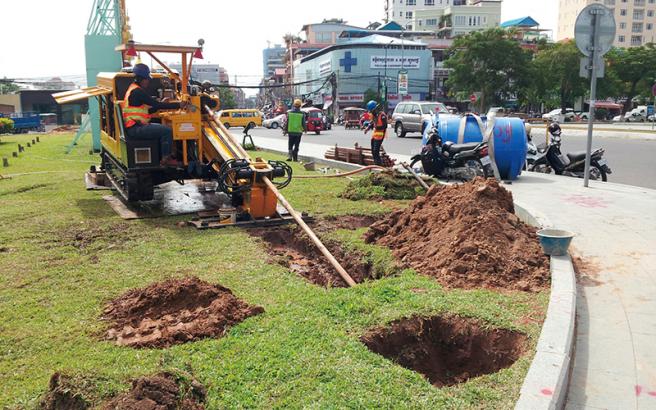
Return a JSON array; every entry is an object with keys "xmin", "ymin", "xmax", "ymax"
[
  {"xmin": 360, "ymin": 315, "xmax": 527, "ymax": 387},
  {"xmin": 312, "ymin": 214, "xmax": 379, "ymax": 234},
  {"xmin": 251, "ymin": 227, "xmax": 373, "ymax": 287}
]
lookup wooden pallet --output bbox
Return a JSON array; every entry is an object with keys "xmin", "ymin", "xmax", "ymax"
[{"xmin": 325, "ymin": 143, "xmax": 395, "ymax": 167}]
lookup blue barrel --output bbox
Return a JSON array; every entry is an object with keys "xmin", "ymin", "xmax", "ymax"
[{"xmin": 424, "ymin": 115, "xmax": 527, "ymax": 180}]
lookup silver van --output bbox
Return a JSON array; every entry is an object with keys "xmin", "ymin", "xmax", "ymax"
[{"xmin": 392, "ymin": 102, "xmax": 448, "ymax": 137}]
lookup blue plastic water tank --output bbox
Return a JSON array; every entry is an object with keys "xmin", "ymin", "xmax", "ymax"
[{"xmin": 423, "ymin": 115, "xmax": 527, "ymax": 180}]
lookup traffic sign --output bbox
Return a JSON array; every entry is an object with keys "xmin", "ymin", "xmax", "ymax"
[
  {"xmin": 575, "ymin": 4, "xmax": 616, "ymax": 57},
  {"xmin": 469, "ymin": 94, "xmax": 477, "ymax": 103}
]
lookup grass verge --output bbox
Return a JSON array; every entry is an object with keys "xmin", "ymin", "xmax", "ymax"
[{"xmin": 0, "ymin": 133, "xmax": 548, "ymax": 409}]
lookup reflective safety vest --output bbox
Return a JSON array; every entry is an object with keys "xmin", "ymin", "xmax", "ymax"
[
  {"xmin": 287, "ymin": 111, "xmax": 304, "ymax": 134},
  {"xmin": 372, "ymin": 112, "xmax": 387, "ymax": 141},
  {"xmin": 122, "ymin": 83, "xmax": 151, "ymax": 128}
]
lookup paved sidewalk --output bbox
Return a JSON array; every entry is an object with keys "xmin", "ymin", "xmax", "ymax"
[
  {"xmin": 504, "ymin": 175, "xmax": 656, "ymax": 410},
  {"xmin": 251, "ymin": 133, "xmax": 656, "ymax": 409}
]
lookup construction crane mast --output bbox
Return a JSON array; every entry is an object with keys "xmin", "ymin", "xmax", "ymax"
[{"xmin": 74, "ymin": 0, "xmax": 128, "ymax": 152}]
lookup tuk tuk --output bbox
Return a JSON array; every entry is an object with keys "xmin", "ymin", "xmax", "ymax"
[
  {"xmin": 343, "ymin": 107, "xmax": 365, "ymax": 129},
  {"xmin": 302, "ymin": 107, "xmax": 324, "ymax": 135}
]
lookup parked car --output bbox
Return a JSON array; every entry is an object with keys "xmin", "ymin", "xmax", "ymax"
[
  {"xmin": 392, "ymin": 101, "xmax": 449, "ymax": 137},
  {"xmin": 263, "ymin": 114, "xmax": 286, "ymax": 129},
  {"xmin": 542, "ymin": 108, "xmax": 577, "ymax": 122},
  {"xmin": 613, "ymin": 111, "xmax": 647, "ymax": 122}
]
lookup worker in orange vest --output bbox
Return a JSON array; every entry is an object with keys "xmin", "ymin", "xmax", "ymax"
[
  {"xmin": 123, "ymin": 64, "xmax": 187, "ymax": 166},
  {"xmin": 363, "ymin": 100, "xmax": 387, "ymax": 166}
]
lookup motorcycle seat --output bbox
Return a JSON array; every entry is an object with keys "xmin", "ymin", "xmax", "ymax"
[
  {"xmin": 443, "ymin": 142, "xmax": 480, "ymax": 154},
  {"xmin": 566, "ymin": 151, "xmax": 587, "ymax": 162}
]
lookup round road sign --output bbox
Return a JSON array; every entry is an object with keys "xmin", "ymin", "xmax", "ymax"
[
  {"xmin": 469, "ymin": 94, "xmax": 477, "ymax": 103},
  {"xmin": 575, "ymin": 4, "xmax": 616, "ymax": 57}
]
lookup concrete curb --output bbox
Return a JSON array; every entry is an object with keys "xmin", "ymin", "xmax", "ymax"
[
  {"xmin": 514, "ymin": 202, "xmax": 577, "ymax": 410},
  {"xmin": 254, "ymin": 146, "xmax": 577, "ymax": 408}
]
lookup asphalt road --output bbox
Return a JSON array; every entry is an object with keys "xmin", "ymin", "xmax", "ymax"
[{"xmin": 251, "ymin": 125, "xmax": 656, "ymax": 190}]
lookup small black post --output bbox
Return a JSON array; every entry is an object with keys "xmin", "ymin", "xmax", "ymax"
[
  {"xmin": 12, "ymin": 152, "xmax": 17, "ymax": 158},
  {"xmin": 2, "ymin": 158, "xmax": 8, "ymax": 167}
]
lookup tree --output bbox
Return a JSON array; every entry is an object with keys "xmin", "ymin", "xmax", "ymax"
[
  {"xmin": 0, "ymin": 79, "xmax": 19, "ymax": 94},
  {"xmin": 363, "ymin": 88, "xmax": 381, "ymax": 106},
  {"xmin": 605, "ymin": 45, "xmax": 656, "ymax": 113},
  {"xmin": 528, "ymin": 40, "xmax": 588, "ymax": 112},
  {"xmin": 219, "ymin": 88, "xmax": 237, "ymax": 110},
  {"xmin": 444, "ymin": 28, "xmax": 531, "ymax": 111}
]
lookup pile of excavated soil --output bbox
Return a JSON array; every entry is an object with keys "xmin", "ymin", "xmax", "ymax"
[
  {"xmin": 340, "ymin": 170, "xmax": 431, "ymax": 201},
  {"xmin": 360, "ymin": 315, "xmax": 527, "ymax": 386},
  {"xmin": 251, "ymin": 227, "xmax": 374, "ymax": 287},
  {"xmin": 103, "ymin": 372, "xmax": 206, "ymax": 410},
  {"xmin": 364, "ymin": 178, "xmax": 549, "ymax": 291},
  {"xmin": 102, "ymin": 277, "xmax": 264, "ymax": 348},
  {"xmin": 40, "ymin": 372, "xmax": 206, "ymax": 410},
  {"xmin": 40, "ymin": 373, "xmax": 91, "ymax": 410}
]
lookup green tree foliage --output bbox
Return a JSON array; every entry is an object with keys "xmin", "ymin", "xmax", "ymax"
[
  {"xmin": 0, "ymin": 79, "xmax": 19, "ymax": 94},
  {"xmin": 0, "ymin": 118, "xmax": 14, "ymax": 134},
  {"xmin": 605, "ymin": 45, "xmax": 656, "ymax": 112},
  {"xmin": 363, "ymin": 88, "xmax": 382, "ymax": 106},
  {"xmin": 219, "ymin": 88, "xmax": 237, "ymax": 110},
  {"xmin": 528, "ymin": 40, "xmax": 588, "ymax": 112},
  {"xmin": 444, "ymin": 28, "xmax": 531, "ymax": 111}
]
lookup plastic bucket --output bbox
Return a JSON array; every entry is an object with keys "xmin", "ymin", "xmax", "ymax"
[
  {"xmin": 427, "ymin": 115, "xmax": 528, "ymax": 180},
  {"xmin": 537, "ymin": 229, "xmax": 575, "ymax": 256}
]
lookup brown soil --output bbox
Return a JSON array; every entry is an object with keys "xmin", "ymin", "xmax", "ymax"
[
  {"xmin": 364, "ymin": 178, "xmax": 549, "ymax": 292},
  {"xmin": 360, "ymin": 315, "xmax": 527, "ymax": 387},
  {"xmin": 312, "ymin": 214, "xmax": 379, "ymax": 233},
  {"xmin": 40, "ymin": 373, "xmax": 91, "ymax": 410},
  {"xmin": 103, "ymin": 372, "xmax": 206, "ymax": 410},
  {"xmin": 102, "ymin": 277, "xmax": 264, "ymax": 348},
  {"xmin": 572, "ymin": 255, "xmax": 604, "ymax": 287},
  {"xmin": 251, "ymin": 227, "xmax": 373, "ymax": 287}
]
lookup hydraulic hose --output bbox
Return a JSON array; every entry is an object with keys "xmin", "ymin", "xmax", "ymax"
[{"xmin": 294, "ymin": 165, "xmax": 386, "ymax": 179}]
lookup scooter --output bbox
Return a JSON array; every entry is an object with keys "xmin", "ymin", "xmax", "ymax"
[
  {"xmin": 528, "ymin": 128, "xmax": 612, "ymax": 181},
  {"xmin": 410, "ymin": 126, "xmax": 495, "ymax": 181}
]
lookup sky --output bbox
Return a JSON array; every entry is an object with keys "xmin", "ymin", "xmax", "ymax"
[{"xmin": 0, "ymin": 0, "xmax": 558, "ymax": 84}]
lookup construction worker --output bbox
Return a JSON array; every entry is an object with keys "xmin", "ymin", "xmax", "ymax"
[
  {"xmin": 123, "ymin": 63, "xmax": 187, "ymax": 166},
  {"xmin": 284, "ymin": 99, "xmax": 306, "ymax": 162},
  {"xmin": 363, "ymin": 100, "xmax": 387, "ymax": 166}
]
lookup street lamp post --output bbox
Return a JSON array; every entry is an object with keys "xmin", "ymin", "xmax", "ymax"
[{"xmin": 384, "ymin": 41, "xmax": 393, "ymax": 112}]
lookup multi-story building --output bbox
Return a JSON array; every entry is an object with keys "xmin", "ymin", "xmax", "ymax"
[
  {"xmin": 386, "ymin": 0, "xmax": 469, "ymax": 30},
  {"xmin": 169, "ymin": 63, "xmax": 229, "ymax": 85},
  {"xmin": 411, "ymin": 0, "xmax": 502, "ymax": 37},
  {"xmin": 262, "ymin": 44, "xmax": 286, "ymax": 78},
  {"xmin": 558, "ymin": 0, "xmax": 656, "ymax": 46}
]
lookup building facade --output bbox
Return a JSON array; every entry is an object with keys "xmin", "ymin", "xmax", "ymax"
[
  {"xmin": 293, "ymin": 34, "xmax": 433, "ymax": 110},
  {"xmin": 262, "ymin": 44, "xmax": 286, "ymax": 78},
  {"xmin": 411, "ymin": 0, "xmax": 502, "ymax": 37},
  {"xmin": 169, "ymin": 63, "xmax": 228, "ymax": 85},
  {"xmin": 558, "ymin": 0, "xmax": 656, "ymax": 46},
  {"xmin": 387, "ymin": 0, "xmax": 469, "ymax": 30}
]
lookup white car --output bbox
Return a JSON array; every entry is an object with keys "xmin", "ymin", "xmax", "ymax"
[
  {"xmin": 263, "ymin": 114, "xmax": 286, "ymax": 129},
  {"xmin": 542, "ymin": 108, "xmax": 577, "ymax": 122},
  {"xmin": 613, "ymin": 112, "xmax": 646, "ymax": 122}
]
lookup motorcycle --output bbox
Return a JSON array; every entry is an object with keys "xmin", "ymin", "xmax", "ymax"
[
  {"xmin": 410, "ymin": 126, "xmax": 495, "ymax": 181},
  {"xmin": 528, "ymin": 127, "xmax": 612, "ymax": 181}
]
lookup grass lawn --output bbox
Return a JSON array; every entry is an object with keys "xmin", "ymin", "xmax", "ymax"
[{"xmin": 0, "ymin": 133, "xmax": 548, "ymax": 409}]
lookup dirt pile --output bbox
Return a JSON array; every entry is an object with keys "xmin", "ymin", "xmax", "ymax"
[
  {"xmin": 360, "ymin": 315, "xmax": 527, "ymax": 387},
  {"xmin": 102, "ymin": 277, "xmax": 263, "ymax": 348},
  {"xmin": 252, "ymin": 227, "xmax": 374, "ymax": 287},
  {"xmin": 364, "ymin": 178, "xmax": 549, "ymax": 291},
  {"xmin": 40, "ymin": 373, "xmax": 91, "ymax": 410},
  {"xmin": 103, "ymin": 372, "xmax": 206, "ymax": 410},
  {"xmin": 340, "ymin": 170, "xmax": 431, "ymax": 201}
]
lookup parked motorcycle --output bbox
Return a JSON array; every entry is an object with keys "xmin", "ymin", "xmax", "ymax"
[
  {"xmin": 410, "ymin": 126, "xmax": 495, "ymax": 181},
  {"xmin": 529, "ymin": 123, "xmax": 612, "ymax": 181}
]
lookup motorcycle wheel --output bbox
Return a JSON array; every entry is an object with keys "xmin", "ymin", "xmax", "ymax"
[
  {"xmin": 590, "ymin": 165, "xmax": 608, "ymax": 182},
  {"xmin": 466, "ymin": 159, "xmax": 486, "ymax": 180}
]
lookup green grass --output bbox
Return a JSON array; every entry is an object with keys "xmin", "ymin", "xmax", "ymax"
[{"xmin": 0, "ymin": 133, "xmax": 549, "ymax": 409}]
